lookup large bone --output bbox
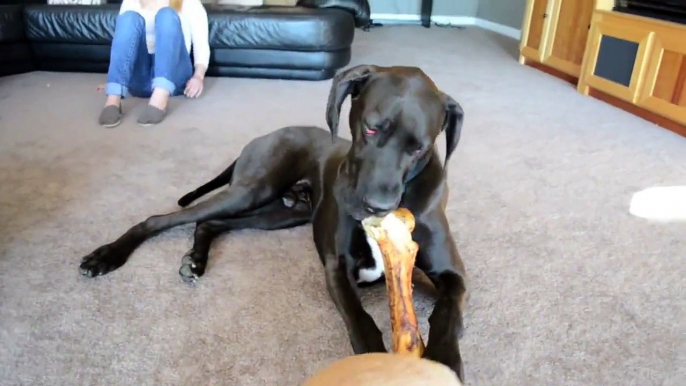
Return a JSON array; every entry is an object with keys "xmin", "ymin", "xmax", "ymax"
[{"xmin": 361, "ymin": 208, "xmax": 425, "ymax": 357}]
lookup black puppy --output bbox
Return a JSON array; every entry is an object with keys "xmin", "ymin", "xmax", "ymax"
[{"xmin": 79, "ymin": 64, "xmax": 468, "ymax": 380}]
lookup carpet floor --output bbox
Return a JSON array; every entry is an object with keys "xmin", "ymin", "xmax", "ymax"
[{"xmin": 1, "ymin": 26, "xmax": 684, "ymax": 386}]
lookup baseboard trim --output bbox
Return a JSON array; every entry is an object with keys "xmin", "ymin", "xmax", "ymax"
[
  {"xmin": 432, "ymin": 15, "xmax": 478, "ymax": 26},
  {"xmin": 589, "ymin": 88, "xmax": 686, "ymax": 138},
  {"xmin": 369, "ymin": 13, "xmax": 431, "ymax": 22},
  {"xmin": 474, "ymin": 18, "xmax": 521, "ymax": 40},
  {"xmin": 369, "ymin": 13, "xmax": 522, "ymax": 40},
  {"xmin": 370, "ymin": 13, "xmax": 471, "ymax": 25}
]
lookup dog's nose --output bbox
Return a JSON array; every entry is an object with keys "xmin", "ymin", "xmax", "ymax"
[{"xmin": 363, "ymin": 196, "xmax": 396, "ymax": 214}]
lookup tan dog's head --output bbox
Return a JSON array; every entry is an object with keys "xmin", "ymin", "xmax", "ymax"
[{"xmin": 302, "ymin": 353, "xmax": 463, "ymax": 386}]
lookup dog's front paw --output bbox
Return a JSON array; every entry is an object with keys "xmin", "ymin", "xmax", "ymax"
[
  {"xmin": 79, "ymin": 244, "xmax": 128, "ymax": 278},
  {"xmin": 178, "ymin": 250, "xmax": 207, "ymax": 283},
  {"xmin": 423, "ymin": 344, "xmax": 464, "ymax": 382}
]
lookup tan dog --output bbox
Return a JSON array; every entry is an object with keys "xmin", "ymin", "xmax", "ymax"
[{"xmin": 303, "ymin": 353, "xmax": 463, "ymax": 386}]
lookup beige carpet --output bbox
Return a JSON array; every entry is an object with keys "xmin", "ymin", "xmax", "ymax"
[{"xmin": 1, "ymin": 26, "xmax": 685, "ymax": 386}]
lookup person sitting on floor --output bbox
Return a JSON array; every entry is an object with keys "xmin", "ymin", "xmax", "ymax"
[{"xmin": 98, "ymin": 0, "xmax": 210, "ymax": 128}]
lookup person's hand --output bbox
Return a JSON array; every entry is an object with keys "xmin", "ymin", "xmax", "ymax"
[{"xmin": 184, "ymin": 76, "xmax": 204, "ymax": 98}]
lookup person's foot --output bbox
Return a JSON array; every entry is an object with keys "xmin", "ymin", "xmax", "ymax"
[
  {"xmin": 98, "ymin": 104, "xmax": 122, "ymax": 128},
  {"xmin": 137, "ymin": 105, "xmax": 166, "ymax": 126},
  {"xmin": 137, "ymin": 88, "xmax": 169, "ymax": 126},
  {"xmin": 99, "ymin": 95, "xmax": 122, "ymax": 128}
]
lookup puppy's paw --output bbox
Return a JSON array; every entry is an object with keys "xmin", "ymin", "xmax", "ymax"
[
  {"xmin": 178, "ymin": 250, "xmax": 207, "ymax": 283},
  {"xmin": 79, "ymin": 244, "xmax": 128, "ymax": 278}
]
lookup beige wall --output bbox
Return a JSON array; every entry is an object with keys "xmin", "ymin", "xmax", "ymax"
[
  {"xmin": 370, "ymin": 0, "xmax": 478, "ymax": 17},
  {"xmin": 477, "ymin": 0, "xmax": 528, "ymax": 29}
]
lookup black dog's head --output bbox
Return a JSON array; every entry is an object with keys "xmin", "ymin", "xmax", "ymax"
[{"xmin": 326, "ymin": 65, "xmax": 464, "ymax": 221}]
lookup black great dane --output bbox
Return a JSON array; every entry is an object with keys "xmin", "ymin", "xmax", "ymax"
[{"xmin": 79, "ymin": 64, "xmax": 468, "ymax": 380}]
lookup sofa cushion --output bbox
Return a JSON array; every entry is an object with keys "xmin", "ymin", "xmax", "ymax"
[
  {"xmin": 209, "ymin": 66, "xmax": 338, "ymax": 80},
  {"xmin": 0, "ymin": 4, "xmax": 26, "ymax": 43},
  {"xmin": 19, "ymin": 3, "xmax": 354, "ymax": 80},
  {"xmin": 24, "ymin": 4, "xmax": 117, "ymax": 44},
  {"xmin": 206, "ymin": 5, "xmax": 354, "ymax": 51},
  {"xmin": 23, "ymin": 4, "xmax": 354, "ymax": 51},
  {"xmin": 211, "ymin": 47, "xmax": 349, "ymax": 69}
]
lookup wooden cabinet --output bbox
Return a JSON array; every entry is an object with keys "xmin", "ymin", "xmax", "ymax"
[
  {"xmin": 520, "ymin": 0, "xmax": 550, "ymax": 60},
  {"xmin": 519, "ymin": 0, "xmax": 686, "ymax": 135},
  {"xmin": 576, "ymin": 11, "xmax": 653, "ymax": 103},
  {"xmin": 519, "ymin": 0, "xmax": 595, "ymax": 79},
  {"xmin": 577, "ymin": 11, "xmax": 686, "ymax": 126},
  {"xmin": 638, "ymin": 25, "xmax": 686, "ymax": 125}
]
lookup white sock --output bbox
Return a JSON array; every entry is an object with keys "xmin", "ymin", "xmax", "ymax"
[{"xmin": 629, "ymin": 186, "xmax": 686, "ymax": 222}]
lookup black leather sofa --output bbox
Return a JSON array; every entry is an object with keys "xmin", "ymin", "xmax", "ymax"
[
  {"xmin": 0, "ymin": 1, "xmax": 358, "ymax": 80},
  {"xmin": 0, "ymin": 3, "xmax": 34, "ymax": 76}
]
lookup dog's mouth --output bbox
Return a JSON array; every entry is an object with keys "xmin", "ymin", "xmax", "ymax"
[
  {"xmin": 335, "ymin": 160, "xmax": 404, "ymax": 222},
  {"xmin": 350, "ymin": 210, "xmax": 375, "ymax": 222},
  {"xmin": 347, "ymin": 202, "xmax": 398, "ymax": 222},
  {"xmin": 339, "ymin": 187, "xmax": 402, "ymax": 223}
]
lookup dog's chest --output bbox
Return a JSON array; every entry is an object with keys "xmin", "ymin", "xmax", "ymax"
[{"xmin": 356, "ymin": 235, "xmax": 385, "ymax": 284}]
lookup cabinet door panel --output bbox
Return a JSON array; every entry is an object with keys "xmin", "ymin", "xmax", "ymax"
[
  {"xmin": 651, "ymin": 51, "xmax": 686, "ymax": 106},
  {"xmin": 542, "ymin": 0, "xmax": 595, "ymax": 76},
  {"xmin": 526, "ymin": 0, "xmax": 549, "ymax": 51},
  {"xmin": 580, "ymin": 18, "xmax": 653, "ymax": 103},
  {"xmin": 639, "ymin": 33, "xmax": 686, "ymax": 124},
  {"xmin": 679, "ymin": 81, "xmax": 686, "ymax": 107},
  {"xmin": 594, "ymin": 35, "xmax": 639, "ymax": 87},
  {"xmin": 550, "ymin": 0, "xmax": 595, "ymax": 66}
]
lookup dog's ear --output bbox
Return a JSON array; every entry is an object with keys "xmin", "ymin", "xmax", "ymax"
[
  {"xmin": 326, "ymin": 65, "xmax": 378, "ymax": 141},
  {"xmin": 440, "ymin": 92, "xmax": 464, "ymax": 167}
]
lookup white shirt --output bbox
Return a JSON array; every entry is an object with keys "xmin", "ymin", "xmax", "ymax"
[{"xmin": 118, "ymin": 0, "xmax": 210, "ymax": 69}]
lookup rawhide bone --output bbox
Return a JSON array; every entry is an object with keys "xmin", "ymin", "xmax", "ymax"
[{"xmin": 361, "ymin": 208, "xmax": 425, "ymax": 357}]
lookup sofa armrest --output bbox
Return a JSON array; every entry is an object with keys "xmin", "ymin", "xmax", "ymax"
[
  {"xmin": 0, "ymin": 4, "xmax": 35, "ymax": 76},
  {"xmin": 0, "ymin": 4, "xmax": 27, "ymax": 43},
  {"xmin": 296, "ymin": 0, "xmax": 370, "ymax": 29}
]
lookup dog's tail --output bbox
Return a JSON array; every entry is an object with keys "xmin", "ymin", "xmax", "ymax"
[{"xmin": 177, "ymin": 160, "xmax": 237, "ymax": 207}]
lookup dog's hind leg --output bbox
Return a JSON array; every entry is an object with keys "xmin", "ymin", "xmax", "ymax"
[
  {"xmin": 79, "ymin": 127, "xmax": 318, "ymax": 278},
  {"xmin": 179, "ymin": 187, "xmax": 312, "ymax": 282},
  {"xmin": 79, "ymin": 181, "xmax": 291, "ymax": 278},
  {"xmin": 177, "ymin": 161, "xmax": 236, "ymax": 208}
]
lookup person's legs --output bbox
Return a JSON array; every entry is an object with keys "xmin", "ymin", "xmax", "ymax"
[
  {"xmin": 137, "ymin": 7, "xmax": 193, "ymax": 126},
  {"xmin": 99, "ymin": 11, "xmax": 152, "ymax": 127}
]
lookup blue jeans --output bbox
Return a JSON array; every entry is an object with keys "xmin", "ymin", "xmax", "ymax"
[{"xmin": 105, "ymin": 7, "xmax": 192, "ymax": 98}]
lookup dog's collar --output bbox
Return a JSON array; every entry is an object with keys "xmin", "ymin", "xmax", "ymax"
[{"xmin": 404, "ymin": 152, "xmax": 432, "ymax": 185}]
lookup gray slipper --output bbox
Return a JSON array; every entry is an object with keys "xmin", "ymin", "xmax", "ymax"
[
  {"xmin": 98, "ymin": 105, "xmax": 122, "ymax": 128},
  {"xmin": 137, "ymin": 105, "xmax": 166, "ymax": 126}
]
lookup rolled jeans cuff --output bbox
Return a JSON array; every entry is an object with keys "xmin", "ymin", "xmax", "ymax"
[
  {"xmin": 105, "ymin": 82, "xmax": 129, "ymax": 98},
  {"xmin": 152, "ymin": 76, "xmax": 177, "ymax": 95}
]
